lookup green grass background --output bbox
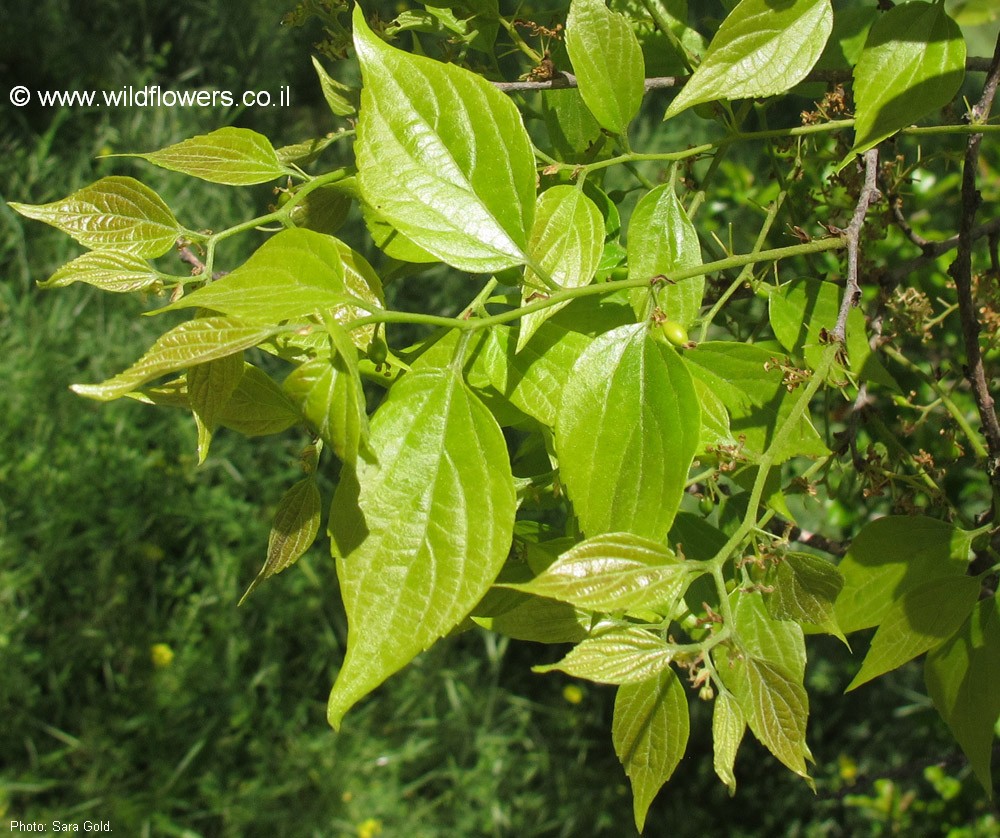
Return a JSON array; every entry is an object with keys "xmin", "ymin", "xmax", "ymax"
[{"xmin": 1, "ymin": 1, "xmax": 997, "ymax": 835}]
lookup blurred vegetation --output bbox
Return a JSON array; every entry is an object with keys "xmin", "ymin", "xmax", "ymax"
[{"xmin": 1, "ymin": 1, "xmax": 998, "ymax": 835}]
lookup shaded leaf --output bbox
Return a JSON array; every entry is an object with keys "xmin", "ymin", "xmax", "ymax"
[
  {"xmin": 613, "ymin": 670, "xmax": 689, "ymax": 832},
  {"xmin": 767, "ymin": 552, "xmax": 846, "ymax": 643},
  {"xmin": 240, "ymin": 478, "xmax": 322, "ymax": 604},
  {"xmin": 925, "ymin": 596, "xmax": 1000, "ymax": 794},
  {"xmin": 283, "ymin": 324, "xmax": 370, "ymax": 464},
  {"xmin": 843, "ymin": 1, "xmax": 965, "ymax": 167},
  {"xmin": 835, "ymin": 516, "xmax": 973, "ymax": 634},
  {"xmin": 188, "ymin": 352, "xmax": 245, "ymax": 463},
  {"xmin": 684, "ymin": 342, "xmax": 829, "ymax": 463},
  {"xmin": 847, "ymin": 575, "xmax": 980, "ymax": 691}
]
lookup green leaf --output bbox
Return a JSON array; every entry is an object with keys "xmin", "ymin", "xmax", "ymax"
[
  {"xmin": 38, "ymin": 250, "xmax": 161, "ymax": 293},
  {"xmin": 502, "ymin": 532, "xmax": 697, "ymax": 613},
  {"xmin": 692, "ymin": 376, "xmax": 735, "ymax": 451},
  {"xmin": 555, "ymin": 325, "xmax": 700, "ymax": 542},
  {"xmin": 283, "ymin": 325, "xmax": 370, "ymax": 465},
  {"xmin": 684, "ymin": 342, "xmax": 829, "ymax": 463},
  {"xmin": 835, "ymin": 516, "xmax": 973, "ymax": 634},
  {"xmin": 542, "ymin": 88, "xmax": 603, "ymax": 162},
  {"xmin": 128, "ymin": 127, "xmax": 287, "ymax": 185},
  {"xmin": 713, "ymin": 691, "xmax": 746, "ymax": 795},
  {"xmin": 535, "ymin": 626, "xmax": 678, "ymax": 684},
  {"xmin": 732, "ymin": 589, "xmax": 806, "ymax": 683},
  {"xmin": 188, "ymin": 352, "xmax": 245, "ymax": 463},
  {"xmin": 843, "ymin": 1, "xmax": 966, "ymax": 168},
  {"xmin": 132, "ymin": 364, "xmax": 302, "ymax": 437},
  {"xmin": 925, "ymin": 596, "xmax": 1000, "ymax": 794},
  {"xmin": 240, "ymin": 477, "xmax": 322, "ymax": 604},
  {"xmin": 626, "ymin": 183, "xmax": 703, "ymax": 329},
  {"xmin": 312, "ymin": 55, "xmax": 358, "ymax": 116},
  {"xmin": 287, "ymin": 184, "xmax": 352, "ymax": 236},
  {"xmin": 327, "ymin": 368, "xmax": 516, "ymax": 727},
  {"xmin": 613, "ymin": 670, "xmax": 689, "ymax": 832},
  {"xmin": 10, "ymin": 176, "xmax": 180, "ymax": 258},
  {"xmin": 664, "ymin": 0, "xmax": 833, "ymax": 118},
  {"xmin": 352, "ymin": 6, "xmax": 535, "ymax": 272},
  {"xmin": 472, "ymin": 594, "xmax": 589, "ymax": 644},
  {"xmin": 566, "ymin": 0, "xmax": 646, "ymax": 134},
  {"xmin": 518, "ymin": 186, "xmax": 604, "ymax": 350},
  {"xmin": 217, "ymin": 365, "xmax": 301, "ymax": 436},
  {"xmin": 482, "ymin": 322, "xmax": 592, "ymax": 427},
  {"xmin": 768, "ymin": 278, "xmax": 896, "ymax": 388},
  {"xmin": 157, "ymin": 229, "xmax": 352, "ymax": 324},
  {"xmin": 847, "ymin": 575, "xmax": 981, "ymax": 691},
  {"xmin": 71, "ymin": 317, "xmax": 277, "ymax": 402},
  {"xmin": 740, "ymin": 655, "xmax": 811, "ymax": 780},
  {"xmin": 767, "ymin": 553, "xmax": 846, "ymax": 644}
]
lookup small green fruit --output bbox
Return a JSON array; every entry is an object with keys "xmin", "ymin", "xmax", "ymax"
[
  {"xmin": 367, "ymin": 335, "xmax": 388, "ymax": 366},
  {"xmin": 660, "ymin": 320, "xmax": 689, "ymax": 347}
]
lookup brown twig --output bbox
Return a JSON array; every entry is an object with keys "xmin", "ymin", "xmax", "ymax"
[
  {"xmin": 834, "ymin": 148, "xmax": 881, "ymax": 341},
  {"xmin": 948, "ymin": 32, "xmax": 1000, "ymax": 493},
  {"xmin": 882, "ymin": 216, "xmax": 1000, "ymax": 285},
  {"xmin": 493, "ymin": 57, "xmax": 997, "ymax": 94},
  {"xmin": 177, "ymin": 245, "xmax": 227, "ymax": 281}
]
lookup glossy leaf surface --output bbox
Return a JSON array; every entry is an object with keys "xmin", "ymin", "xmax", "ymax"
[
  {"xmin": 353, "ymin": 7, "xmax": 535, "ymax": 272},
  {"xmin": 665, "ymin": 0, "xmax": 832, "ymax": 118},
  {"xmin": 328, "ymin": 368, "xmax": 516, "ymax": 727},
  {"xmin": 556, "ymin": 325, "xmax": 700, "ymax": 541},
  {"xmin": 10, "ymin": 176, "xmax": 180, "ymax": 257}
]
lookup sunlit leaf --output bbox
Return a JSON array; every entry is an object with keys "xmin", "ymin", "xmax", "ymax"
[
  {"xmin": 534, "ymin": 626, "xmax": 677, "ymax": 684},
  {"xmin": 71, "ymin": 317, "xmax": 277, "ymax": 402},
  {"xmin": 327, "ymin": 368, "xmax": 516, "ymax": 727},
  {"xmin": 566, "ymin": 0, "xmax": 646, "ymax": 134},
  {"xmin": 627, "ymin": 183, "xmax": 703, "ymax": 328},
  {"xmin": 556, "ymin": 325, "xmax": 700, "ymax": 541},
  {"xmin": 10, "ymin": 176, "xmax": 180, "ymax": 257},
  {"xmin": 665, "ymin": 0, "xmax": 832, "ymax": 118},
  {"xmin": 39, "ymin": 250, "xmax": 160, "ymax": 293},
  {"xmin": 353, "ymin": 7, "xmax": 535, "ymax": 272},
  {"xmin": 502, "ymin": 532, "xmax": 698, "ymax": 613},
  {"xmin": 128, "ymin": 127, "xmax": 288, "ymax": 185}
]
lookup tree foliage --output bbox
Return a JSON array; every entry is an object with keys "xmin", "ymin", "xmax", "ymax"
[{"xmin": 10, "ymin": 0, "xmax": 1000, "ymax": 829}]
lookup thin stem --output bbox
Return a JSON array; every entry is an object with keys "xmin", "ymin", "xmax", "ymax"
[
  {"xmin": 698, "ymin": 191, "xmax": 787, "ymax": 342},
  {"xmin": 882, "ymin": 344, "xmax": 989, "ymax": 459},
  {"xmin": 346, "ymin": 238, "xmax": 846, "ymax": 333},
  {"xmin": 834, "ymin": 148, "xmax": 881, "ymax": 341},
  {"xmin": 948, "ymin": 31, "xmax": 1000, "ymax": 499}
]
